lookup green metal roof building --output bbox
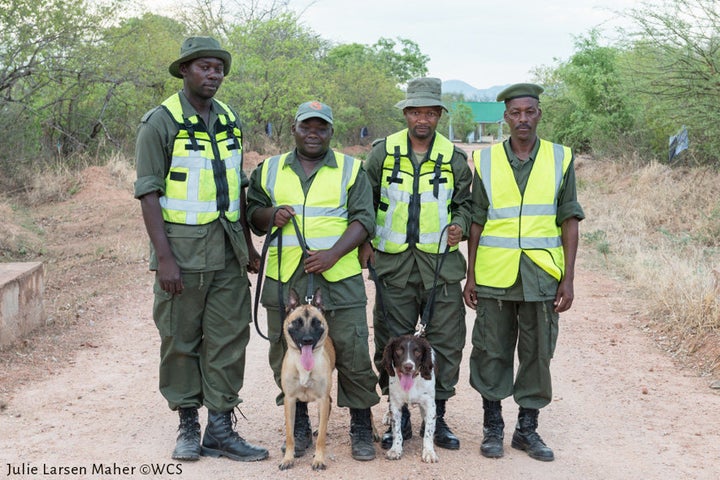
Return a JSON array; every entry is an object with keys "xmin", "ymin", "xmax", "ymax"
[{"xmin": 449, "ymin": 101, "xmax": 505, "ymax": 143}]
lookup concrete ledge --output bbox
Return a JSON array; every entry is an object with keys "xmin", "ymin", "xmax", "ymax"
[{"xmin": 0, "ymin": 262, "xmax": 45, "ymax": 348}]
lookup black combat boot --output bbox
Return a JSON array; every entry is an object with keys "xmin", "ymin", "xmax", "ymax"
[
  {"xmin": 201, "ymin": 409, "xmax": 269, "ymax": 462},
  {"xmin": 349, "ymin": 408, "xmax": 376, "ymax": 461},
  {"xmin": 281, "ymin": 401, "xmax": 313, "ymax": 457},
  {"xmin": 432, "ymin": 399, "xmax": 460, "ymax": 450},
  {"xmin": 480, "ymin": 398, "xmax": 504, "ymax": 458},
  {"xmin": 511, "ymin": 407, "xmax": 554, "ymax": 462},
  {"xmin": 381, "ymin": 405, "xmax": 412, "ymax": 450},
  {"xmin": 171, "ymin": 407, "xmax": 201, "ymax": 461}
]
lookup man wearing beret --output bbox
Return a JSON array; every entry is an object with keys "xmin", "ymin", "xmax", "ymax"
[
  {"xmin": 248, "ymin": 101, "xmax": 380, "ymax": 462},
  {"xmin": 135, "ymin": 36, "xmax": 268, "ymax": 462},
  {"xmin": 463, "ymin": 83, "xmax": 585, "ymax": 461},
  {"xmin": 361, "ymin": 77, "xmax": 473, "ymax": 451}
]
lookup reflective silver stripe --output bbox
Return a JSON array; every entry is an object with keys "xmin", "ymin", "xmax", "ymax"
[
  {"xmin": 419, "ymin": 231, "xmax": 441, "ymax": 245},
  {"xmin": 521, "ymin": 236, "xmax": 562, "ymax": 248},
  {"xmin": 168, "ymin": 156, "xmax": 213, "ymax": 169},
  {"xmin": 160, "ymin": 197, "xmax": 217, "ymax": 212},
  {"xmin": 522, "ymin": 204, "xmax": 556, "ymax": 216},
  {"xmin": 553, "ymin": 143, "xmax": 565, "ymax": 193},
  {"xmin": 269, "ymin": 235, "xmax": 339, "ymax": 249},
  {"xmin": 303, "ymin": 205, "xmax": 348, "ymax": 218},
  {"xmin": 376, "ymin": 225, "xmax": 406, "ymax": 247},
  {"xmin": 264, "ymin": 154, "xmax": 282, "ymax": 203},
  {"xmin": 479, "ymin": 235, "xmax": 561, "ymax": 249},
  {"xmin": 338, "ymin": 153, "xmax": 354, "ymax": 208},
  {"xmin": 480, "ymin": 147, "xmax": 493, "ymax": 199},
  {"xmin": 488, "ymin": 206, "xmax": 520, "ymax": 220}
]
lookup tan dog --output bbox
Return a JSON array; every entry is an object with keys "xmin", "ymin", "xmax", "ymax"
[{"xmin": 279, "ymin": 288, "xmax": 336, "ymax": 471}]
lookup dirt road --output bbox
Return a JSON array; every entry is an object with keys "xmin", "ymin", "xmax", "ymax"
[{"xmin": 1, "ymin": 162, "xmax": 719, "ymax": 480}]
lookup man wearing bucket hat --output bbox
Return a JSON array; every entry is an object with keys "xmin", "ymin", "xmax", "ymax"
[
  {"xmin": 135, "ymin": 36, "xmax": 267, "ymax": 463},
  {"xmin": 463, "ymin": 83, "xmax": 584, "ymax": 461},
  {"xmin": 360, "ymin": 77, "xmax": 472, "ymax": 451},
  {"xmin": 247, "ymin": 101, "xmax": 380, "ymax": 462}
]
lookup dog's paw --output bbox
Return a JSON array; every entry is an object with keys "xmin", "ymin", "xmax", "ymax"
[
  {"xmin": 278, "ymin": 456, "xmax": 295, "ymax": 471},
  {"xmin": 386, "ymin": 448, "xmax": 403, "ymax": 460},
  {"xmin": 311, "ymin": 459, "xmax": 328, "ymax": 471},
  {"xmin": 422, "ymin": 448, "xmax": 439, "ymax": 463}
]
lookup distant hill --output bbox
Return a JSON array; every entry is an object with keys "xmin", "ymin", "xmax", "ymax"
[{"xmin": 442, "ymin": 80, "xmax": 509, "ymax": 102}]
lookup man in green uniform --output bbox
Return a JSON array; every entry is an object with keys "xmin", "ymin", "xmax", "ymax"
[
  {"xmin": 247, "ymin": 101, "xmax": 380, "ymax": 461},
  {"xmin": 360, "ymin": 77, "xmax": 473, "ymax": 451},
  {"xmin": 463, "ymin": 83, "xmax": 585, "ymax": 462},
  {"xmin": 135, "ymin": 36, "xmax": 268, "ymax": 463}
]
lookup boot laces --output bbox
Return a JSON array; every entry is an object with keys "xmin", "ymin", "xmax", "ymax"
[{"xmin": 220, "ymin": 407, "xmax": 249, "ymax": 440}]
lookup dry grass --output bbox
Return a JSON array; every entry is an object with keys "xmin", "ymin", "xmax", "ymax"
[{"xmin": 578, "ymin": 154, "xmax": 720, "ymax": 373}]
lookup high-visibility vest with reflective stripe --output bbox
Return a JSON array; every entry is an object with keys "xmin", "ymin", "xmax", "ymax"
[
  {"xmin": 159, "ymin": 93, "xmax": 243, "ymax": 224},
  {"xmin": 472, "ymin": 139, "xmax": 572, "ymax": 288},
  {"xmin": 372, "ymin": 129, "xmax": 457, "ymax": 254},
  {"xmin": 260, "ymin": 151, "xmax": 362, "ymax": 282}
]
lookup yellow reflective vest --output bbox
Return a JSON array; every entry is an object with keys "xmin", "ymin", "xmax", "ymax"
[
  {"xmin": 159, "ymin": 93, "xmax": 243, "ymax": 224},
  {"xmin": 259, "ymin": 151, "xmax": 362, "ymax": 283},
  {"xmin": 472, "ymin": 139, "xmax": 572, "ymax": 288},
  {"xmin": 372, "ymin": 130, "xmax": 457, "ymax": 254}
]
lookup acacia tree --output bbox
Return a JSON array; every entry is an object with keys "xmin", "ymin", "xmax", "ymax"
[{"xmin": 620, "ymin": 0, "xmax": 720, "ymax": 163}]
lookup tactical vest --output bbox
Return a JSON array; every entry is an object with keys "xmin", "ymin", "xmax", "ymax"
[
  {"xmin": 260, "ymin": 151, "xmax": 362, "ymax": 282},
  {"xmin": 159, "ymin": 93, "xmax": 243, "ymax": 224},
  {"xmin": 372, "ymin": 129, "xmax": 457, "ymax": 254},
  {"xmin": 472, "ymin": 139, "xmax": 572, "ymax": 288}
]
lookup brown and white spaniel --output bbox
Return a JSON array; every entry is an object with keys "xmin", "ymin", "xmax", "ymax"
[{"xmin": 382, "ymin": 334, "xmax": 438, "ymax": 463}]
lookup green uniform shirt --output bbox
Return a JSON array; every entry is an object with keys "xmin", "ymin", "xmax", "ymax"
[
  {"xmin": 471, "ymin": 138, "xmax": 585, "ymax": 301},
  {"xmin": 246, "ymin": 148, "xmax": 375, "ymax": 310},
  {"xmin": 364, "ymin": 135, "xmax": 473, "ymax": 289},
  {"xmin": 134, "ymin": 91, "xmax": 250, "ymax": 271}
]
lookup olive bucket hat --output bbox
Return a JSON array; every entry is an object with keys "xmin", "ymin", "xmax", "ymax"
[
  {"xmin": 168, "ymin": 36, "xmax": 232, "ymax": 79},
  {"xmin": 394, "ymin": 77, "xmax": 448, "ymax": 112}
]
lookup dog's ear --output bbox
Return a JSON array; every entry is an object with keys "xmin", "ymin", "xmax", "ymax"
[
  {"xmin": 311, "ymin": 288, "xmax": 324, "ymax": 311},
  {"xmin": 382, "ymin": 339, "xmax": 396, "ymax": 377},
  {"xmin": 287, "ymin": 288, "xmax": 300, "ymax": 312},
  {"xmin": 419, "ymin": 337, "xmax": 434, "ymax": 381}
]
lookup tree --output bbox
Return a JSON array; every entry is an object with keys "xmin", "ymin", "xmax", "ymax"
[
  {"xmin": 0, "ymin": 0, "xmax": 125, "ymax": 168},
  {"xmin": 372, "ymin": 37, "xmax": 429, "ymax": 84},
  {"xmin": 223, "ymin": 12, "xmax": 327, "ymax": 151},
  {"xmin": 619, "ymin": 0, "xmax": 720, "ymax": 163},
  {"xmin": 533, "ymin": 31, "xmax": 634, "ymax": 156}
]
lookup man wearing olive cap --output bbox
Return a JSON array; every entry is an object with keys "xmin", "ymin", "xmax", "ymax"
[
  {"xmin": 463, "ymin": 83, "xmax": 585, "ymax": 461},
  {"xmin": 135, "ymin": 36, "xmax": 267, "ymax": 463},
  {"xmin": 360, "ymin": 77, "xmax": 473, "ymax": 452},
  {"xmin": 248, "ymin": 101, "xmax": 380, "ymax": 462}
]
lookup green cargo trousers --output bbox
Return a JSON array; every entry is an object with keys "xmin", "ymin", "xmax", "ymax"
[
  {"xmin": 266, "ymin": 304, "xmax": 379, "ymax": 409},
  {"xmin": 153, "ymin": 250, "xmax": 251, "ymax": 412},
  {"xmin": 372, "ymin": 279, "xmax": 467, "ymax": 400},
  {"xmin": 469, "ymin": 297, "xmax": 559, "ymax": 409}
]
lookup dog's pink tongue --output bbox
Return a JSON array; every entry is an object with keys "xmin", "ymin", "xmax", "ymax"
[
  {"xmin": 399, "ymin": 373, "xmax": 414, "ymax": 392},
  {"xmin": 300, "ymin": 345, "xmax": 314, "ymax": 371}
]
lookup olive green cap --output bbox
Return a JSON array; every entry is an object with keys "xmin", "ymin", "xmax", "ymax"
[
  {"xmin": 295, "ymin": 101, "xmax": 333, "ymax": 125},
  {"xmin": 169, "ymin": 36, "xmax": 232, "ymax": 78},
  {"xmin": 496, "ymin": 83, "xmax": 544, "ymax": 102},
  {"xmin": 395, "ymin": 77, "xmax": 448, "ymax": 112}
]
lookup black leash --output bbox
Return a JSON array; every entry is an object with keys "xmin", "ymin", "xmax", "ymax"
[
  {"xmin": 368, "ymin": 223, "xmax": 452, "ymax": 339},
  {"xmin": 367, "ymin": 261, "xmax": 402, "ymax": 339},
  {"xmin": 417, "ymin": 223, "xmax": 452, "ymax": 337},
  {"xmin": 253, "ymin": 207, "xmax": 313, "ymax": 341}
]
